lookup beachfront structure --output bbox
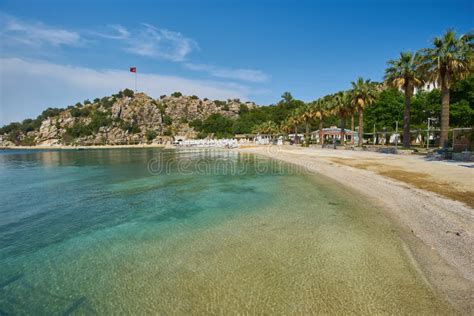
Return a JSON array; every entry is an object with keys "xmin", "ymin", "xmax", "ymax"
[
  {"xmin": 255, "ymin": 134, "xmax": 273, "ymax": 145},
  {"xmin": 311, "ymin": 126, "xmax": 356, "ymax": 144},
  {"xmin": 288, "ymin": 133, "xmax": 305, "ymax": 142},
  {"xmin": 234, "ymin": 134, "xmax": 256, "ymax": 142}
]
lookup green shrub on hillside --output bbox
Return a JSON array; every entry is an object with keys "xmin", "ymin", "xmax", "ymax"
[
  {"xmin": 66, "ymin": 124, "xmax": 93, "ymax": 138},
  {"xmin": 123, "ymin": 89, "xmax": 134, "ymax": 98},
  {"xmin": 20, "ymin": 136, "xmax": 36, "ymax": 146},
  {"xmin": 146, "ymin": 130, "xmax": 157, "ymax": 141},
  {"xmin": 163, "ymin": 115, "xmax": 173, "ymax": 126},
  {"xmin": 89, "ymin": 111, "xmax": 112, "ymax": 133},
  {"xmin": 214, "ymin": 100, "xmax": 226, "ymax": 107},
  {"xmin": 70, "ymin": 107, "xmax": 91, "ymax": 118},
  {"xmin": 121, "ymin": 121, "xmax": 141, "ymax": 134}
]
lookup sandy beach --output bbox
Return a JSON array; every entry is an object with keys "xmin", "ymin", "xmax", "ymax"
[{"xmin": 237, "ymin": 145, "xmax": 474, "ymax": 314}]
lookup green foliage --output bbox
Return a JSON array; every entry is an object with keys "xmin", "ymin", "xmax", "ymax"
[
  {"xmin": 0, "ymin": 107, "xmax": 64, "ymax": 135},
  {"xmin": 171, "ymin": 92, "xmax": 182, "ymax": 98},
  {"xmin": 99, "ymin": 97, "xmax": 115, "ymax": 108},
  {"xmin": 66, "ymin": 110, "xmax": 112, "ymax": 138},
  {"xmin": 66, "ymin": 124, "xmax": 93, "ymax": 138},
  {"xmin": 411, "ymin": 89, "xmax": 441, "ymax": 127},
  {"xmin": 163, "ymin": 115, "xmax": 173, "ymax": 126},
  {"xmin": 252, "ymin": 121, "xmax": 279, "ymax": 134},
  {"xmin": 113, "ymin": 89, "xmax": 134, "ymax": 99},
  {"xmin": 365, "ymin": 81, "xmax": 474, "ymax": 131},
  {"xmin": 40, "ymin": 107, "xmax": 64, "ymax": 119},
  {"xmin": 230, "ymin": 94, "xmax": 305, "ymax": 134},
  {"xmin": 70, "ymin": 107, "xmax": 91, "ymax": 118},
  {"xmin": 189, "ymin": 119, "xmax": 202, "ymax": 130},
  {"xmin": 450, "ymin": 100, "xmax": 473, "ymax": 127},
  {"xmin": 214, "ymin": 100, "xmax": 226, "ymax": 107},
  {"xmin": 120, "ymin": 121, "xmax": 141, "ymax": 134},
  {"xmin": 365, "ymin": 89, "xmax": 404, "ymax": 131},
  {"xmin": 146, "ymin": 130, "xmax": 157, "ymax": 141},
  {"xmin": 190, "ymin": 95, "xmax": 199, "ymax": 100},
  {"xmin": 89, "ymin": 111, "xmax": 112, "ymax": 133},
  {"xmin": 238, "ymin": 104, "xmax": 249, "ymax": 115},
  {"xmin": 19, "ymin": 136, "xmax": 36, "ymax": 146},
  {"xmin": 451, "ymin": 75, "xmax": 474, "ymax": 107},
  {"xmin": 6, "ymin": 129, "xmax": 21, "ymax": 144},
  {"xmin": 123, "ymin": 88, "xmax": 135, "ymax": 98},
  {"xmin": 192, "ymin": 113, "xmax": 234, "ymax": 138}
]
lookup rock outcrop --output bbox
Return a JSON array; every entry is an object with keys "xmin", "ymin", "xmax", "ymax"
[{"xmin": 0, "ymin": 91, "xmax": 257, "ymax": 146}]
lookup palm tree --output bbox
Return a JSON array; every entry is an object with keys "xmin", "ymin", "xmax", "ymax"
[
  {"xmin": 252, "ymin": 121, "xmax": 279, "ymax": 135},
  {"xmin": 280, "ymin": 119, "xmax": 293, "ymax": 135},
  {"xmin": 345, "ymin": 91, "xmax": 357, "ymax": 144},
  {"xmin": 420, "ymin": 30, "xmax": 473, "ymax": 148},
  {"xmin": 331, "ymin": 91, "xmax": 352, "ymax": 146},
  {"xmin": 288, "ymin": 111, "xmax": 301, "ymax": 144},
  {"xmin": 281, "ymin": 91, "xmax": 294, "ymax": 103},
  {"xmin": 299, "ymin": 104, "xmax": 321, "ymax": 146},
  {"xmin": 384, "ymin": 52, "xmax": 424, "ymax": 148},
  {"xmin": 351, "ymin": 77, "xmax": 378, "ymax": 146},
  {"xmin": 312, "ymin": 98, "xmax": 329, "ymax": 145}
]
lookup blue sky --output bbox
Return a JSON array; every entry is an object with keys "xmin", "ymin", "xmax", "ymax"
[{"xmin": 0, "ymin": 0, "xmax": 472, "ymax": 125}]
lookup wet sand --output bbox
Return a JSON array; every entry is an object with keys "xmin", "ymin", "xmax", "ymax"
[{"xmin": 237, "ymin": 145, "xmax": 474, "ymax": 314}]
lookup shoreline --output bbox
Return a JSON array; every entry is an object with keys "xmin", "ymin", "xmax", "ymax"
[
  {"xmin": 236, "ymin": 145, "xmax": 474, "ymax": 314},
  {"xmin": 0, "ymin": 144, "xmax": 167, "ymax": 150}
]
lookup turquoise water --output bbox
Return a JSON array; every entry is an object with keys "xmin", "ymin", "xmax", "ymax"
[{"xmin": 0, "ymin": 148, "xmax": 451, "ymax": 314}]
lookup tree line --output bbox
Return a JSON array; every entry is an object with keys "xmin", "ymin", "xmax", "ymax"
[{"xmin": 194, "ymin": 30, "xmax": 473, "ymax": 148}]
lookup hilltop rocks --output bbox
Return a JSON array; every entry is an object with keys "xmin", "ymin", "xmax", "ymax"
[{"xmin": 0, "ymin": 91, "xmax": 257, "ymax": 147}]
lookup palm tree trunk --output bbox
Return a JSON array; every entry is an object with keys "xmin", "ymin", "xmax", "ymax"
[
  {"xmin": 358, "ymin": 109, "xmax": 364, "ymax": 146},
  {"xmin": 351, "ymin": 113, "xmax": 354, "ymax": 144},
  {"xmin": 319, "ymin": 120, "xmax": 324, "ymax": 145},
  {"xmin": 403, "ymin": 89, "xmax": 412, "ymax": 148},
  {"xmin": 294, "ymin": 125, "xmax": 298, "ymax": 144},
  {"xmin": 440, "ymin": 77, "xmax": 450, "ymax": 148},
  {"xmin": 305, "ymin": 121, "xmax": 310, "ymax": 147},
  {"xmin": 340, "ymin": 117, "xmax": 346, "ymax": 146}
]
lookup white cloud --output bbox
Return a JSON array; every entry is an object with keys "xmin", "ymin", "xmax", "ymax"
[
  {"xmin": 0, "ymin": 14, "xmax": 81, "ymax": 47},
  {"xmin": 184, "ymin": 63, "xmax": 269, "ymax": 83},
  {"xmin": 124, "ymin": 24, "xmax": 198, "ymax": 62},
  {"xmin": 0, "ymin": 58, "xmax": 261, "ymax": 125},
  {"xmin": 92, "ymin": 24, "xmax": 130, "ymax": 40},
  {"xmin": 0, "ymin": 14, "xmax": 269, "ymax": 85}
]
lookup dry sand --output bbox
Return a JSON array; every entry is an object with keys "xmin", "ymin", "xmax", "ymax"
[{"xmin": 237, "ymin": 145, "xmax": 474, "ymax": 314}]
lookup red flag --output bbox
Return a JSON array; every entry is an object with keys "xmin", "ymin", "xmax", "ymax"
[{"xmin": 130, "ymin": 67, "xmax": 136, "ymax": 73}]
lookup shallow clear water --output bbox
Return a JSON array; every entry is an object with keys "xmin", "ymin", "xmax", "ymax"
[{"xmin": 0, "ymin": 148, "xmax": 451, "ymax": 314}]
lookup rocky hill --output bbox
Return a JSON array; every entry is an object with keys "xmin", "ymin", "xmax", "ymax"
[{"xmin": 0, "ymin": 89, "xmax": 257, "ymax": 146}]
